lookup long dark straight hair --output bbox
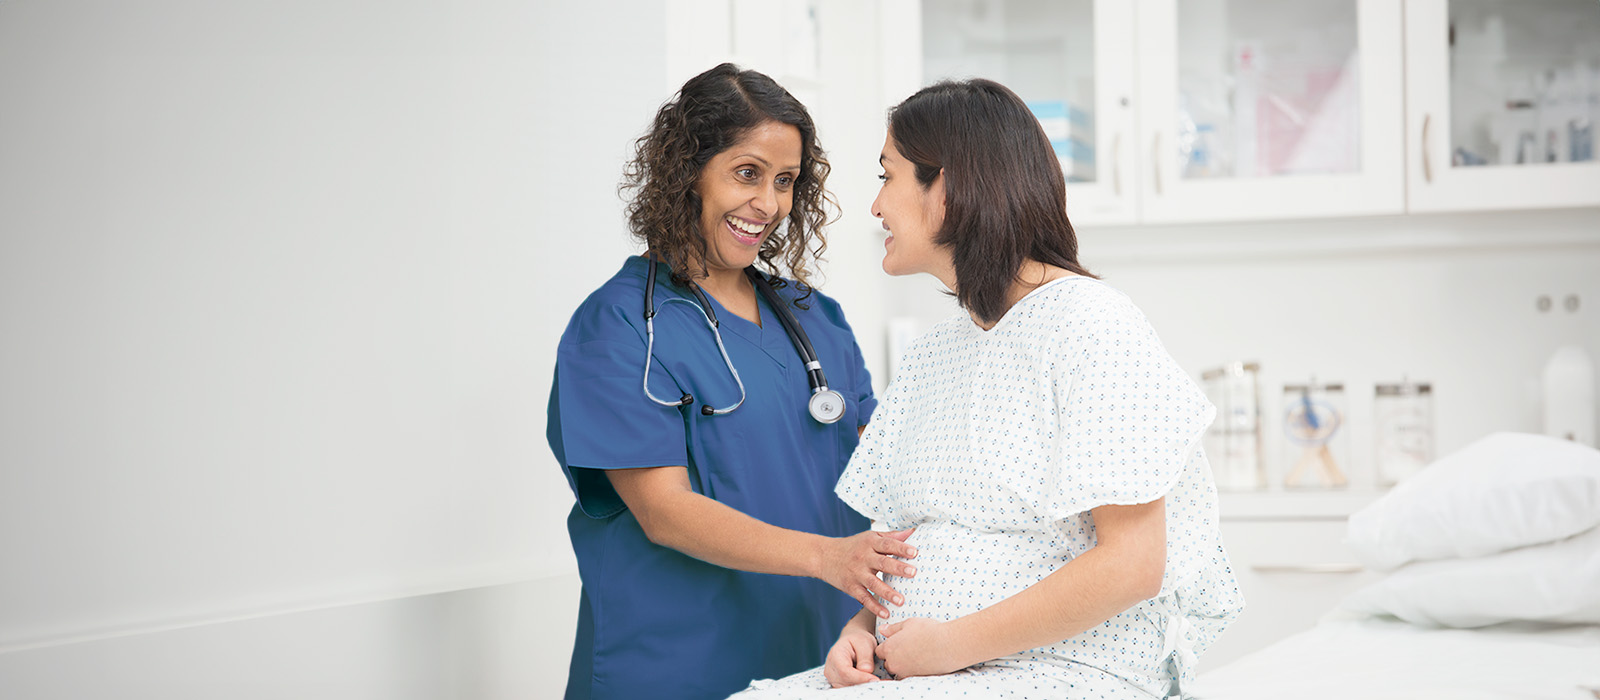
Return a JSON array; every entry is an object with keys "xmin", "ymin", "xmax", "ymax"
[{"xmin": 888, "ymin": 78, "xmax": 1095, "ymax": 324}]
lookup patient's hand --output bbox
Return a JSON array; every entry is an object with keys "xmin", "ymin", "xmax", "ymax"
[
  {"xmin": 823, "ymin": 626, "xmax": 879, "ymax": 688},
  {"xmin": 818, "ymin": 529, "xmax": 918, "ymax": 619},
  {"xmin": 878, "ymin": 617, "xmax": 961, "ymax": 680}
]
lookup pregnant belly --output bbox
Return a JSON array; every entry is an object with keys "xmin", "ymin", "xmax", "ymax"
[{"xmin": 879, "ymin": 522, "xmax": 1070, "ymax": 630}]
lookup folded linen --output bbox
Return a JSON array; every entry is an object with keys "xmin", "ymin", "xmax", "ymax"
[
  {"xmin": 1345, "ymin": 432, "xmax": 1600, "ymax": 571},
  {"xmin": 1341, "ymin": 523, "xmax": 1600, "ymax": 628}
]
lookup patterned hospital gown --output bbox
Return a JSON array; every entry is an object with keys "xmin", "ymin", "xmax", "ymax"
[{"xmin": 733, "ymin": 277, "xmax": 1243, "ymax": 699}]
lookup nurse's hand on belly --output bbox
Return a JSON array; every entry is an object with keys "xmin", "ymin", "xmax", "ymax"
[
  {"xmin": 818, "ymin": 529, "xmax": 919, "ymax": 619},
  {"xmin": 605, "ymin": 465, "xmax": 917, "ymax": 619}
]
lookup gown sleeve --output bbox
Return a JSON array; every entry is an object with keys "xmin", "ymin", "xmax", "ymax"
[
  {"xmin": 548, "ymin": 302, "xmax": 690, "ymax": 519},
  {"xmin": 834, "ymin": 377, "xmax": 905, "ymax": 527},
  {"xmin": 1047, "ymin": 294, "xmax": 1216, "ymax": 520}
]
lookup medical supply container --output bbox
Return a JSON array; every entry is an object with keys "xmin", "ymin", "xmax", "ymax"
[
  {"xmin": 1282, "ymin": 379, "xmax": 1348, "ymax": 489},
  {"xmin": 1373, "ymin": 380, "xmax": 1434, "ymax": 486},
  {"xmin": 1202, "ymin": 361, "xmax": 1265, "ymax": 490}
]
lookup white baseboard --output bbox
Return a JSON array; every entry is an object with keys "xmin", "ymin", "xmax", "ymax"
[
  {"xmin": 0, "ymin": 571, "xmax": 584, "ymax": 700},
  {"xmin": 1, "ymin": 561, "xmax": 569, "ymax": 655}
]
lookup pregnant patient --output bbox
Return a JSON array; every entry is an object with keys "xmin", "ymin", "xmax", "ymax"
[{"xmin": 733, "ymin": 78, "xmax": 1243, "ymax": 700}]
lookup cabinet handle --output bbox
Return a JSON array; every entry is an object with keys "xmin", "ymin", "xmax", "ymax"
[
  {"xmin": 1113, "ymin": 131, "xmax": 1122, "ymax": 197},
  {"xmin": 1151, "ymin": 132, "xmax": 1162, "ymax": 196},
  {"xmin": 1251, "ymin": 564, "xmax": 1364, "ymax": 574},
  {"xmin": 1421, "ymin": 113, "xmax": 1433, "ymax": 184}
]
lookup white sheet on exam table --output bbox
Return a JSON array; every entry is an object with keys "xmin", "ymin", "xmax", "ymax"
[{"xmin": 1192, "ymin": 612, "xmax": 1600, "ymax": 700}]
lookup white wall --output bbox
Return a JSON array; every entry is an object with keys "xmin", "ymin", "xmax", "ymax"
[
  {"xmin": 0, "ymin": 0, "xmax": 660, "ymax": 693},
  {"xmin": 3, "ymin": 1, "xmax": 1596, "ymax": 698}
]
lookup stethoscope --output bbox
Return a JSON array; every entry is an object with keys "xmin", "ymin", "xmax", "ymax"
[{"xmin": 642, "ymin": 260, "xmax": 846, "ymax": 424}]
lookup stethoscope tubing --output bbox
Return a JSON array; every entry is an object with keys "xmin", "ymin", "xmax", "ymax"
[
  {"xmin": 643, "ymin": 261, "xmax": 749, "ymax": 415},
  {"xmin": 746, "ymin": 267, "xmax": 827, "ymax": 393},
  {"xmin": 643, "ymin": 295, "xmax": 748, "ymax": 415},
  {"xmin": 747, "ymin": 267, "xmax": 847, "ymax": 424},
  {"xmin": 641, "ymin": 259, "xmax": 841, "ymax": 423}
]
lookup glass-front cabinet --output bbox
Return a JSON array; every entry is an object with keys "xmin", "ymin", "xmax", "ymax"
[
  {"xmin": 915, "ymin": 0, "xmax": 1404, "ymax": 224},
  {"xmin": 920, "ymin": 0, "xmax": 1138, "ymax": 224},
  {"xmin": 1406, "ymin": 0, "xmax": 1600, "ymax": 212},
  {"xmin": 901, "ymin": 0, "xmax": 1599, "ymax": 223},
  {"xmin": 1135, "ymin": 0, "xmax": 1405, "ymax": 222}
]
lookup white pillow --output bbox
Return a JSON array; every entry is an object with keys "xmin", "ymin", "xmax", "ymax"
[
  {"xmin": 1340, "ymin": 524, "xmax": 1600, "ymax": 628},
  {"xmin": 1345, "ymin": 432, "xmax": 1600, "ymax": 572}
]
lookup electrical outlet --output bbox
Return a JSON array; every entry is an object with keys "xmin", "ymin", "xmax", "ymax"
[{"xmin": 1537, "ymin": 293, "xmax": 1583, "ymax": 313}]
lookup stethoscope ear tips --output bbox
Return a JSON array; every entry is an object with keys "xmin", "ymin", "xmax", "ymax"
[
  {"xmin": 701, "ymin": 404, "xmax": 716, "ymax": 416},
  {"xmin": 678, "ymin": 394, "xmax": 694, "ymax": 406}
]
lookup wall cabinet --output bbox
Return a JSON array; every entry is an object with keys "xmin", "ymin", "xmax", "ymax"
[
  {"xmin": 1135, "ymin": 0, "xmax": 1405, "ymax": 223},
  {"xmin": 916, "ymin": 0, "xmax": 1140, "ymax": 223},
  {"xmin": 910, "ymin": 0, "xmax": 1600, "ymax": 226},
  {"xmin": 1404, "ymin": 0, "xmax": 1600, "ymax": 212}
]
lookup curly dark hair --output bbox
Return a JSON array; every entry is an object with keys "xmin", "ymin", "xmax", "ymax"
[{"xmin": 621, "ymin": 63, "xmax": 836, "ymax": 305}]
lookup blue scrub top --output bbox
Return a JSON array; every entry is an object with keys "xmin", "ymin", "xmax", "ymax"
[{"xmin": 548, "ymin": 256, "xmax": 877, "ymax": 700}]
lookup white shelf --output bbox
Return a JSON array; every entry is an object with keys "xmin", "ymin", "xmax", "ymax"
[{"xmin": 1076, "ymin": 207, "xmax": 1600, "ymax": 264}]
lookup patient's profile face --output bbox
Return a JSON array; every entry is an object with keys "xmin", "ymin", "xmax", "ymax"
[{"xmin": 871, "ymin": 132, "xmax": 947, "ymax": 280}]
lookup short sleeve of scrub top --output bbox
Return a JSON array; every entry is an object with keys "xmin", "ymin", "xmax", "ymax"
[
  {"xmin": 842, "ymin": 315, "xmax": 879, "ymax": 424},
  {"xmin": 548, "ymin": 302, "xmax": 689, "ymax": 519}
]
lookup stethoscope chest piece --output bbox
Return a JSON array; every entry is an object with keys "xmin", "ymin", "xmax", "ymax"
[{"xmin": 808, "ymin": 389, "xmax": 846, "ymax": 424}]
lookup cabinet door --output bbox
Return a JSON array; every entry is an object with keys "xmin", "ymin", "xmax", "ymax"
[
  {"xmin": 918, "ymin": 0, "xmax": 1140, "ymax": 225},
  {"xmin": 1136, "ymin": 0, "xmax": 1405, "ymax": 223},
  {"xmin": 1405, "ymin": 0, "xmax": 1600, "ymax": 212}
]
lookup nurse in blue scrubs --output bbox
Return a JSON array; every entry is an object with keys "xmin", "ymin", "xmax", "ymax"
[{"xmin": 547, "ymin": 64, "xmax": 919, "ymax": 700}]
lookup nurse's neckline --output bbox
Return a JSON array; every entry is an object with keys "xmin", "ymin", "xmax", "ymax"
[{"xmin": 639, "ymin": 254, "xmax": 764, "ymax": 328}]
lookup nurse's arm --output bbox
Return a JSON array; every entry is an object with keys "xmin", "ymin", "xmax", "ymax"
[
  {"xmin": 877, "ymin": 498, "xmax": 1166, "ymax": 678},
  {"xmin": 606, "ymin": 465, "xmax": 918, "ymax": 619}
]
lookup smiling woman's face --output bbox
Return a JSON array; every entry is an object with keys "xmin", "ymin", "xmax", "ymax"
[
  {"xmin": 872, "ymin": 131, "xmax": 950, "ymax": 282},
  {"xmin": 693, "ymin": 120, "xmax": 802, "ymax": 278}
]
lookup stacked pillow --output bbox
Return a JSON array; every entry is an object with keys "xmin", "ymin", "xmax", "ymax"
[{"xmin": 1340, "ymin": 432, "xmax": 1600, "ymax": 628}]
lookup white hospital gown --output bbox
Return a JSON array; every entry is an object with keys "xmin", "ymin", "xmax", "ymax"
[{"xmin": 734, "ymin": 277, "xmax": 1243, "ymax": 699}]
